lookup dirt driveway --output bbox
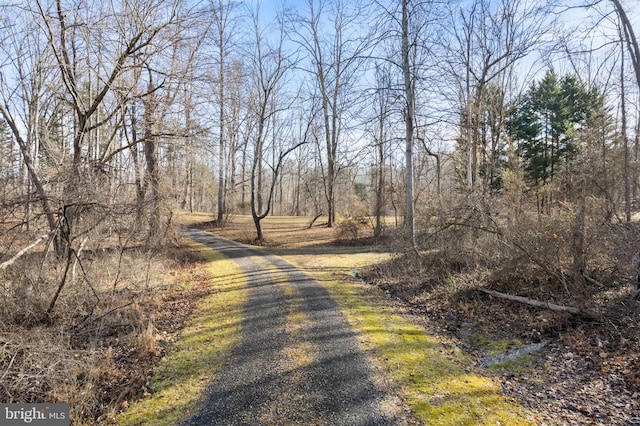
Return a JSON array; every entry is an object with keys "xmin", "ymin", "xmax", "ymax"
[{"xmin": 180, "ymin": 227, "xmax": 407, "ymax": 425}]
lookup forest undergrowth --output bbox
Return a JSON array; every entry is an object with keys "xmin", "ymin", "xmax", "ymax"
[
  {"xmin": 366, "ymin": 194, "xmax": 640, "ymax": 425},
  {"xmin": 0, "ymin": 218, "xmax": 210, "ymax": 424},
  {"xmin": 189, "ymin": 204, "xmax": 640, "ymax": 424},
  {"xmin": 3, "ymin": 199, "xmax": 640, "ymax": 425}
]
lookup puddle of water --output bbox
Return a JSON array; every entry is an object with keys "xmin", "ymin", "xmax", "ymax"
[{"xmin": 349, "ymin": 268, "xmax": 364, "ymax": 282}]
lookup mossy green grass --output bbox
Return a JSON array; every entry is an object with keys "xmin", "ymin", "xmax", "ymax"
[
  {"xmin": 116, "ymin": 241, "xmax": 247, "ymax": 425},
  {"xmin": 281, "ymin": 252, "xmax": 539, "ymax": 426},
  {"xmin": 328, "ymin": 282, "xmax": 535, "ymax": 424},
  {"xmin": 120, "ymin": 213, "xmax": 542, "ymax": 425}
]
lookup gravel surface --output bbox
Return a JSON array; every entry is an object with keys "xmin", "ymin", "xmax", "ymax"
[{"xmin": 181, "ymin": 228, "xmax": 403, "ymax": 425}]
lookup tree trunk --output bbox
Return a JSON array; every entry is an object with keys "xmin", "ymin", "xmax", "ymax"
[
  {"xmin": 635, "ymin": 113, "xmax": 640, "ymax": 201},
  {"xmin": 217, "ymin": 39, "xmax": 225, "ymax": 222},
  {"xmin": 143, "ymin": 84, "xmax": 161, "ymax": 242},
  {"xmin": 465, "ymin": 10, "xmax": 474, "ymax": 193},
  {"xmin": 0, "ymin": 107, "xmax": 61, "ymax": 254},
  {"xmin": 375, "ymin": 134, "xmax": 385, "ymax": 239},
  {"xmin": 402, "ymin": 0, "xmax": 415, "ymax": 246},
  {"xmin": 620, "ymin": 15, "xmax": 632, "ymax": 222},
  {"xmin": 241, "ymin": 132, "xmax": 249, "ymax": 214},
  {"xmin": 572, "ymin": 176, "xmax": 586, "ymax": 288},
  {"xmin": 611, "ymin": 0, "xmax": 640, "ymax": 92}
]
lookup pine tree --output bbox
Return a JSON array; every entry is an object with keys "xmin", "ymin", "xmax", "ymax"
[{"xmin": 507, "ymin": 69, "xmax": 600, "ymax": 211}]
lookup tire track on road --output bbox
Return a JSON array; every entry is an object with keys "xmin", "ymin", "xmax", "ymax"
[{"xmin": 181, "ymin": 227, "xmax": 400, "ymax": 425}]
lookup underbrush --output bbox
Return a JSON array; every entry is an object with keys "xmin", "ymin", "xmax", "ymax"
[
  {"xmin": 376, "ymin": 192, "xmax": 639, "ymax": 305},
  {"xmin": 116, "ymin": 243, "xmax": 247, "ymax": 425},
  {"xmin": 366, "ymin": 194, "xmax": 640, "ymax": 424},
  {"xmin": 0, "ymin": 227, "xmax": 204, "ymax": 424}
]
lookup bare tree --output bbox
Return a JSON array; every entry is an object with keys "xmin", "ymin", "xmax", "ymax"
[
  {"xmin": 369, "ymin": 64, "xmax": 395, "ymax": 239},
  {"xmin": 246, "ymin": 6, "xmax": 304, "ymax": 242},
  {"xmin": 0, "ymin": 4, "xmax": 64, "ymax": 253},
  {"xmin": 561, "ymin": 0, "xmax": 640, "ymax": 220},
  {"xmin": 445, "ymin": 0, "xmax": 547, "ymax": 193},
  {"xmin": 206, "ymin": 0, "xmax": 239, "ymax": 222},
  {"xmin": 371, "ymin": 0, "xmax": 440, "ymax": 245},
  {"xmin": 287, "ymin": 0, "xmax": 372, "ymax": 227},
  {"xmin": 401, "ymin": 0, "xmax": 416, "ymax": 245},
  {"xmin": 222, "ymin": 58, "xmax": 249, "ymax": 214},
  {"xmin": 0, "ymin": 0, "xmax": 204, "ymax": 313},
  {"xmin": 620, "ymin": 24, "xmax": 632, "ymax": 222},
  {"xmin": 609, "ymin": 0, "xmax": 640, "ymax": 92},
  {"xmin": 609, "ymin": 0, "xmax": 640, "ymax": 221},
  {"xmin": 35, "ymin": 0, "xmax": 178, "ymax": 175}
]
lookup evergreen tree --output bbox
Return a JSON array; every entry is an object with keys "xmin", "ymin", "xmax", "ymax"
[{"xmin": 508, "ymin": 69, "xmax": 597, "ymax": 192}]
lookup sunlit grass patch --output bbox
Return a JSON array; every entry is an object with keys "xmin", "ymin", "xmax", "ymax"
[
  {"xmin": 281, "ymin": 249, "xmax": 538, "ymax": 426},
  {"xmin": 172, "ymin": 214, "xmax": 539, "ymax": 425},
  {"xmin": 174, "ymin": 211, "xmax": 217, "ymax": 226},
  {"xmin": 324, "ymin": 278, "xmax": 537, "ymax": 425},
  {"xmin": 176, "ymin": 212, "xmax": 337, "ymax": 248},
  {"xmin": 281, "ymin": 252, "xmax": 393, "ymax": 273},
  {"xmin": 116, "ymin": 241, "xmax": 247, "ymax": 426}
]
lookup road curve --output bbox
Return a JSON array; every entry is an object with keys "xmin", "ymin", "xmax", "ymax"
[{"xmin": 180, "ymin": 227, "xmax": 402, "ymax": 426}]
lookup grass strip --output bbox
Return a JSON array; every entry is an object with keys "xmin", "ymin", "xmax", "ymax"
[
  {"xmin": 319, "ymin": 274, "xmax": 538, "ymax": 426},
  {"xmin": 116, "ymin": 241, "xmax": 247, "ymax": 425}
]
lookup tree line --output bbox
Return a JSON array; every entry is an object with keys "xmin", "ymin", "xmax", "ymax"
[{"xmin": 1, "ymin": 0, "xmax": 640, "ymax": 294}]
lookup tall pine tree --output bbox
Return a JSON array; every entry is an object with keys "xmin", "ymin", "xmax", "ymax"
[{"xmin": 507, "ymin": 69, "xmax": 599, "ymax": 211}]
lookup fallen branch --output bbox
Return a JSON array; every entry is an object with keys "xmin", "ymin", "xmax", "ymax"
[
  {"xmin": 0, "ymin": 231, "xmax": 54, "ymax": 270},
  {"xmin": 479, "ymin": 288, "xmax": 597, "ymax": 318},
  {"xmin": 77, "ymin": 299, "xmax": 136, "ymax": 328},
  {"xmin": 584, "ymin": 274, "xmax": 605, "ymax": 287}
]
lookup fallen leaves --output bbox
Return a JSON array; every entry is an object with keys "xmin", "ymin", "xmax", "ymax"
[{"xmin": 366, "ymin": 265, "xmax": 640, "ymax": 425}]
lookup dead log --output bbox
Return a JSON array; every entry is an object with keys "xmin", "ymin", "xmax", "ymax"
[
  {"xmin": 479, "ymin": 288, "xmax": 597, "ymax": 318},
  {"xmin": 0, "ymin": 231, "xmax": 53, "ymax": 270}
]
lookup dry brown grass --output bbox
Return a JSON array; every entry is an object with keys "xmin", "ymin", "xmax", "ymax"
[
  {"xmin": 178, "ymin": 212, "xmax": 538, "ymax": 424},
  {"xmin": 364, "ymin": 193, "xmax": 640, "ymax": 424},
  {"xmin": 177, "ymin": 212, "xmax": 393, "ymax": 250},
  {"xmin": 169, "ymin": 207, "xmax": 640, "ymax": 425},
  {"xmin": 0, "ymin": 221, "xmax": 203, "ymax": 425},
  {"xmin": 6, "ymin": 203, "xmax": 629, "ymax": 424},
  {"xmin": 179, "ymin": 213, "xmax": 336, "ymax": 247}
]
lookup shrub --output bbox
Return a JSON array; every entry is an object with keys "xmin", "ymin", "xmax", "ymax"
[{"xmin": 335, "ymin": 217, "xmax": 369, "ymax": 241}]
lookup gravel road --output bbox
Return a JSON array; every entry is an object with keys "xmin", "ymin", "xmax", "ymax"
[{"xmin": 180, "ymin": 227, "xmax": 404, "ymax": 425}]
